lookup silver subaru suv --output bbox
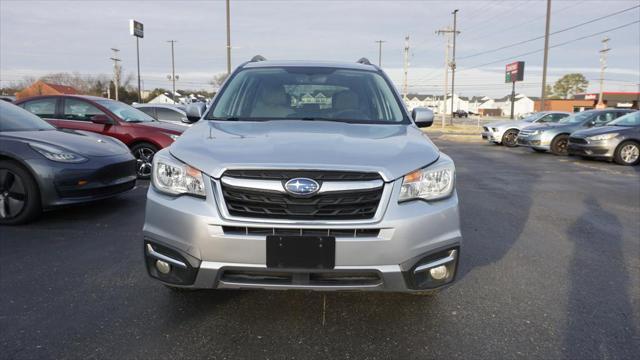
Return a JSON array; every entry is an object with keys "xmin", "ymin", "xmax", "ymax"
[{"xmin": 143, "ymin": 57, "xmax": 462, "ymax": 293}]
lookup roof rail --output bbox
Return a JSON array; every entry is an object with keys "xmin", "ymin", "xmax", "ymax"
[
  {"xmin": 250, "ymin": 55, "xmax": 267, "ymax": 62},
  {"xmin": 356, "ymin": 57, "xmax": 372, "ymax": 65}
]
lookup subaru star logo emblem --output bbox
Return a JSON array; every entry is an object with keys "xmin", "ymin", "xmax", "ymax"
[{"xmin": 284, "ymin": 178, "xmax": 320, "ymax": 196}]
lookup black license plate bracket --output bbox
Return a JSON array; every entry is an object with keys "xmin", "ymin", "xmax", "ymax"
[{"xmin": 266, "ymin": 235, "xmax": 335, "ymax": 269}]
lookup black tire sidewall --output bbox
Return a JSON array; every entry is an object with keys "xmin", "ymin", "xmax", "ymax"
[
  {"xmin": 131, "ymin": 143, "xmax": 158, "ymax": 180},
  {"xmin": 0, "ymin": 160, "xmax": 41, "ymax": 225},
  {"xmin": 551, "ymin": 135, "xmax": 569, "ymax": 155},
  {"xmin": 614, "ymin": 141, "xmax": 640, "ymax": 166}
]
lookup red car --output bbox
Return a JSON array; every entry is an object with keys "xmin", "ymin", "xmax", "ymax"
[{"xmin": 15, "ymin": 95, "xmax": 186, "ymax": 179}]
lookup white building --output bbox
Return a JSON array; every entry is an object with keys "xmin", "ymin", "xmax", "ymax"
[{"xmin": 149, "ymin": 93, "xmax": 177, "ymax": 104}]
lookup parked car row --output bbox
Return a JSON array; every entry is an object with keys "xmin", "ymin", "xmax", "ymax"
[
  {"xmin": 0, "ymin": 101, "xmax": 137, "ymax": 224},
  {"xmin": 13, "ymin": 95, "xmax": 189, "ymax": 179},
  {"xmin": 482, "ymin": 109, "xmax": 639, "ymax": 165}
]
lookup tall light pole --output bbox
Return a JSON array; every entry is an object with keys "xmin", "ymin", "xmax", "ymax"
[
  {"xmin": 129, "ymin": 20, "xmax": 144, "ymax": 102},
  {"xmin": 375, "ymin": 40, "xmax": 386, "ymax": 67},
  {"xmin": 167, "ymin": 40, "xmax": 178, "ymax": 103},
  {"xmin": 597, "ymin": 37, "xmax": 610, "ymax": 109},
  {"xmin": 540, "ymin": 0, "xmax": 552, "ymax": 111},
  {"xmin": 226, "ymin": 0, "xmax": 232, "ymax": 75},
  {"xmin": 449, "ymin": 9, "xmax": 460, "ymax": 122},
  {"xmin": 402, "ymin": 36, "xmax": 410, "ymax": 100},
  {"xmin": 110, "ymin": 48, "xmax": 121, "ymax": 101}
]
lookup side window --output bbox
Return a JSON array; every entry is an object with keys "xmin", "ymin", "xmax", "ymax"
[
  {"xmin": 156, "ymin": 108, "xmax": 184, "ymax": 121},
  {"xmin": 538, "ymin": 114, "xmax": 555, "ymax": 123},
  {"xmin": 138, "ymin": 107, "xmax": 157, "ymax": 119},
  {"xmin": 550, "ymin": 113, "xmax": 568, "ymax": 122},
  {"xmin": 594, "ymin": 112, "xmax": 616, "ymax": 125},
  {"xmin": 63, "ymin": 99, "xmax": 106, "ymax": 121},
  {"xmin": 21, "ymin": 98, "xmax": 57, "ymax": 118}
]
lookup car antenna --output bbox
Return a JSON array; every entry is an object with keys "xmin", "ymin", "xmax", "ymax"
[
  {"xmin": 356, "ymin": 57, "xmax": 372, "ymax": 65},
  {"xmin": 250, "ymin": 55, "xmax": 267, "ymax": 62}
]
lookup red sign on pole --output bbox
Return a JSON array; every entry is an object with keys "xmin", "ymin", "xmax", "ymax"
[{"xmin": 505, "ymin": 61, "xmax": 525, "ymax": 83}]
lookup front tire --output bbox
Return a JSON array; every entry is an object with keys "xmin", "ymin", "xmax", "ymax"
[
  {"xmin": 0, "ymin": 161, "xmax": 41, "ymax": 225},
  {"xmin": 551, "ymin": 134, "xmax": 569, "ymax": 156},
  {"xmin": 131, "ymin": 143, "xmax": 158, "ymax": 180},
  {"xmin": 502, "ymin": 129, "xmax": 519, "ymax": 147},
  {"xmin": 614, "ymin": 141, "xmax": 640, "ymax": 166}
]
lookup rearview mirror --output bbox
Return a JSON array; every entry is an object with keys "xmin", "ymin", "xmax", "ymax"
[
  {"xmin": 90, "ymin": 114, "xmax": 112, "ymax": 125},
  {"xmin": 412, "ymin": 107, "xmax": 434, "ymax": 128},
  {"xmin": 185, "ymin": 103, "xmax": 206, "ymax": 123}
]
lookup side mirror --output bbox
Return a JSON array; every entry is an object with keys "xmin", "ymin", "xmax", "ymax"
[
  {"xmin": 185, "ymin": 103, "xmax": 206, "ymax": 123},
  {"xmin": 412, "ymin": 107, "xmax": 434, "ymax": 128},
  {"xmin": 90, "ymin": 114, "xmax": 112, "ymax": 125}
]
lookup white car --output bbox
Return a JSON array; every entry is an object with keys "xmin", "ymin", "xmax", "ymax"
[{"xmin": 482, "ymin": 111, "xmax": 570, "ymax": 147}]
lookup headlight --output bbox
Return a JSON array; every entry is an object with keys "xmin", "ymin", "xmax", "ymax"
[
  {"xmin": 152, "ymin": 153, "xmax": 206, "ymax": 197},
  {"xmin": 399, "ymin": 158, "xmax": 455, "ymax": 202},
  {"xmin": 166, "ymin": 133, "xmax": 180, "ymax": 141},
  {"xmin": 29, "ymin": 143, "xmax": 87, "ymax": 163},
  {"xmin": 588, "ymin": 133, "xmax": 618, "ymax": 141}
]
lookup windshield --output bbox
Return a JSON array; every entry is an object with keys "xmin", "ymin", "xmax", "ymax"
[
  {"xmin": 558, "ymin": 112, "xmax": 593, "ymax": 124},
  {"xmin": 95, "ymin": 99, "xmax": 156, "ymax": 122},
  {"xmin": 206, "ymin": 67, "xmax": 407, "ymax": 123},
  {"xmin": 607, "ymin": 111, "xmax": 639, "ymax": 126},
  {"xmin": 0, "ymin": 101, "xmax": 55, "ymax": 131},
  {"xmin": 522, "ymin": 113, "xmax": 541, "ymax": 122}
]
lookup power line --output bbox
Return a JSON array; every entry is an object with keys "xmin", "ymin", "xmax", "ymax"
[
  {"xmin": 458, "ymin": 4, "xmax": 639, "ymax": 60},
  {"xmin": 458, "ymin": 20, "xmax": 640, "ymax": 73},
  {"xmin": 463, "ymin": 1, "xmax": 580, "ymax": 43}
]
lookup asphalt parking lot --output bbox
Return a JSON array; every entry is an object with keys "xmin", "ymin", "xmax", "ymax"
[{"xmin": 1, "ymin": 139, "xmax": 639, "ymax": 359}]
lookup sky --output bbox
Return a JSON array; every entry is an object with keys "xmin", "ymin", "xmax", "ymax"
[{"xmin": 1, "ymin": 0, "xmax": 639, "ymax": 98}]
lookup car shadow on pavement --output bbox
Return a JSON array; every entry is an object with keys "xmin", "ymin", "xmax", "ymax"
[
  {"xmin": 449, "ymin": 144, "xmax": 540, "ymax": 280},
  {"xmin": 22, "ymin": 188, "xmax": 145, "ymax": 228},
  {"xmin": 563, "ymin": 196, "xmax": 638, "ymax": 358}
]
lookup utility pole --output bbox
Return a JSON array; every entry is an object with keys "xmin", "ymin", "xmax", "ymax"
[
  {"xmin": 375, "ymin": 40, "xmax": 386, "ymax": 67},
  {"xmin": 402, "ymin": 36, "xmax": 410, "ymax": 100},
  {"xmin": 437, "ymin": 27, "xmax": 456, "ymax": 126},
  {"xmin": 540, "ymin": 0, "xmax": 552, "ymax": 111},
  {"xmin": 167, "ymin": 40, "xmax": 178, "ymax": 104},
  {"xmin": 450, "ymin": 9, "xmax": 460, "ymax": 122},
  {"xmin": 597, "ymin": 37, "xmax": 610, "ymax": 109},
  {"xmin": 226, "ymin": 0, "xmax": 232, "ymax": 75},
  {"xmin": 110, "ymin": 48, "xmax": 121, "ymax": 101}
]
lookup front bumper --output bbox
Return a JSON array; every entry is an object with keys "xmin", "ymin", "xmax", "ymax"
[
  {"xmin": 143, "ymin": 176, "xmax": 462, "ymax": 292},
  {"xmin": 568, "ymin": 140, "xmax": 615, "ymax": 159},
  {"xmin": 26, "ymin": 153, "xmax": 137, "ymax": 209},
  {"xmin": 517, "ymin": 134, "xmax": 550, "ymax": 150},
  {"xmin": 481, "ymin": 129, "xmax": 503, "ymax": 143}
]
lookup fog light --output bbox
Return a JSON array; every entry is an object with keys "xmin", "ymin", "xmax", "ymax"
[
  {"xmin": 155, "ymin": 260, "xmax": 171, "ymax": 274},
  {"xmin": 429, "ymin": 265, "xmax": 448, "ymax": 280}
]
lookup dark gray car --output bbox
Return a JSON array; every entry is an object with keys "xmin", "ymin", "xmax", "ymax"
[
  {"xmin": 568, "ymin": 111, "xmax": 640, "ymax": 165},
  {"xmin": 0, "ymin": 101, "xmax": 137, "ymax": 224}
]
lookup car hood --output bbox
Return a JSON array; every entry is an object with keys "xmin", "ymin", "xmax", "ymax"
[
  {"xmin": 130, "ymin": 121, "xmax": 187, "ymax": 134},
  {"xmin": 170, "ymin": 120, "xmax": 440, "ymax": 181},
  {"xmin": 571, "ymin": 125, "xmax": 630, "ymax": 137},
  {"xmin": 3, "ymin": 129, "xmax": 130, "ymax": 157}
]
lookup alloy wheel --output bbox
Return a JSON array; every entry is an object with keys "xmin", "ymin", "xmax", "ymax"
[
  {"xmin": 135, "ymin": 147, "xmax": 155, "ymax": 177},
  {"xmin": 620, "ymin": 144, "xmax": 639, "ymax": 164},
  {"xmin": 556, "ymin": 139, "xmax": 568, "ymax": 154},
  {"xmin": 0, "ymin": 169, "xmax": 27, "ymax": 219}
]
